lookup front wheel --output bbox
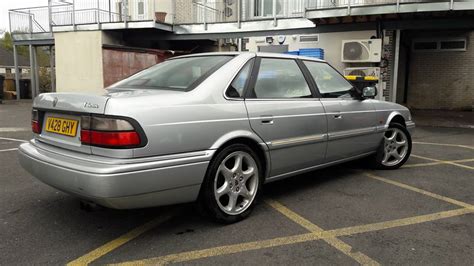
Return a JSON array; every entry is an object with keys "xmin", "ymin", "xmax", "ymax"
[
  {"xmin": 199, "ymin": 144, "xmax": 262, "ymax": 224},
  {"xmin": 371, "ymin": 123, "xmax": 412, "ymax": 170}
]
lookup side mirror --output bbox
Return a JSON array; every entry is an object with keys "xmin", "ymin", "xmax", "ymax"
[{"xmin": 362, "ymin": 86, "xmax": 377, "ymax": 99}]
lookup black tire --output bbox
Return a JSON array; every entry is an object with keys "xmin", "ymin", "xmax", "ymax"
[
  {"xmin": 198, "ymin": 143, "xmax": 263, "ymax": 224},
  {"xmin": 370, "ymin": 123, "xmax": 412, "ymax": 170}
]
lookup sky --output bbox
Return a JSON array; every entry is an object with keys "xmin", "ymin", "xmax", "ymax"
[{"xmin": 0, "ymin": 0, "xmax": 47, "ymax": 33}]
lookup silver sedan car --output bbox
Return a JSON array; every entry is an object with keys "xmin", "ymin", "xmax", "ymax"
[{"xmin": 19, "ymin": 52, "xmax": 414, "ymax": 223}]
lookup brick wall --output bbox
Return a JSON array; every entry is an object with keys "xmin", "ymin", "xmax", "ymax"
[{"xmin": 407, "ymin": 31, "xmax": 474, "ymax": 111}]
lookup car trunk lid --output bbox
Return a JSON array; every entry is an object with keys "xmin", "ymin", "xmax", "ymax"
[{"xmin": 33, "ymin": 93, "xmax": 110, "ymax": 154}]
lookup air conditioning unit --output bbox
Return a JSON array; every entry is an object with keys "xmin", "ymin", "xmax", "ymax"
[
  {"xmin": 343, "ymin": 67, "xmax": 381, "ymax": 79},
  {"xmin": 341, "ymin": 39, "xmax": 382, "ymax": 63}
]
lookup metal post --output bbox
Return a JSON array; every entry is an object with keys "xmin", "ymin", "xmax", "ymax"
[
  {"xmin": 203, "ymin": 0, "xmax": 207, "ymax": 30},
  {"xmin": 72, "ymin": 0, "xmax": 76, "ymax": 30},
  {"xmin": 33, "ymin": 47, "xmax": 40, "ymax": 97},
  {"xmin": 237, "ymin": 0, "xmax": 241, "ymax": 28},
  {"xmin": 124, "ymin": 0, "xmax": 128, "ymax": 27},
  {"xmin": 109, "ymin": 0, "xmax": 112, "ymax": 22},
  {"xmin": 97, "ymin": 0, "xmax": 101, "ymax": 27},
  {"xmin": 392, "ymin": 29, "xmax": 401, "ymax": 103},
  {"xmin": 13, "ymin": 45, "xmax": 21, "ymax": 100},
  {"xmin": 28, "ymin": 11, "xmax": 33, "ymax": 38},
  {"xmin": 273, "ymin": 0, "xmax": 277, "ymax": 27},
  {"xmin": 50, "ymin": 46, "xmax": 55, "ymax": 92},
  {"xmin": 48, "ymin": 0, "xmax": 53, "ymax": 32},
  {"xmin": 29, "ymin": 45, "xmax": 36, "ymax": 99}
]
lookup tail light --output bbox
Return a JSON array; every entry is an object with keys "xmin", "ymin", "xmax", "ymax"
[
  {"xmin": 80, "ymin": 116, "xmax": 144, "ymax": 148},
  {"xmin": 32, "ymin": 109, "xmax": 41, "ymax": 134}
]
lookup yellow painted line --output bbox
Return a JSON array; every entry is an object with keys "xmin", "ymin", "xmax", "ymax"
[
  {"xmin": 413, "ymin": 142, "xmax": 474, "ymax": 150},
  {"xmin": 113, "ymin": 207, "xmax": 474, "ymax": 266},
  {"xmin": 365, "ymin": 172, "xmax": 474, "ymax": 209},
  {"xmin": 411, "ymin": 154, "xmax": 474, "ymax": 171},
  {"xmin": 67, "ymin": 214, "xmax": 173, "ymax": 266},
  {"xmin": 403, "ymin": 158, "xmax": 474, "ymax": 168},
  {"xmin": 325, "ymin": 207, "xmax": 474, "ymax": 238},
  {"xmin": 266, "ymin": 199, "xmax": 379, "ymax": 266}
]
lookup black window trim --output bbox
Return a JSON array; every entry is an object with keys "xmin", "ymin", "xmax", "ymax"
[
  {"xmin": 225, "ymin": 57, "xmax": 256, "ymax": 100},
  {"xmin": 244, "ymin": 56, "xmax": 319, "ymax": 100}
]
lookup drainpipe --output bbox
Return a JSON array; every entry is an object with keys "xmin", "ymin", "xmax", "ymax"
[
  {"xmin": 109, "ymin": 0, "xmax": 112, "ymax": 22},
  {"xmin": 50, "ymin": 46, "xmax": 55, "ymax": 92},
  {"xmin": 124, "ymin": 0, "xmax": 128, "ymax": 28},
  {"xmin": 203, "ymin": 0, "xmax": 208, "ymax": 31},
  {"xmin": 450, "ymin": 0, "xmax": 454, "ymax": 10},
  {"xmin": 392, "ymin": 29, "xmax": 401, "ymax": 103},
  {"xmin": 347, "ymin": 0, "xmax": 351, "ymax": 16},
  {"xmin": 48, "ymin": 0, "xmax": 52, "ymax": 32},
  {"xmin": 97, "ymin": 0, "xmax": 101, "ymax": 28}
]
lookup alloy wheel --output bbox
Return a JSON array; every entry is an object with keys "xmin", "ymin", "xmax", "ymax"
[
  {"xmin": 382, "ymin": 128, "xmax": 409, "ymax": 167},
  {"xmin": 214, "ymin": 151, "xmax": 259, "ymax": 215}
]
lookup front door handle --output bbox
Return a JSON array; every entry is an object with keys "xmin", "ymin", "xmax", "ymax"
[
  {"xmin": 260, "ymin": 115, "xmax": 274, "ymax": 125},
  {"xmin": 334, "ymin": 114, "xmax": 343, "ymax": 119}
]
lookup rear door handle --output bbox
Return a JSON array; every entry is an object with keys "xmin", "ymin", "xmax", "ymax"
[{"xmin": 260, "ymin": 115, "xmax": 274, "ymax": 125}]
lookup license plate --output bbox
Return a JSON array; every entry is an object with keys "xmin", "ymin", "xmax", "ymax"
[{"xmin": 45, "ymin": 117, "xmax": 79, "ymax": 137}]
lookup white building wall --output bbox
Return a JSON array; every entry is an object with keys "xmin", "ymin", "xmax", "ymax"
[
  {"xmin": 55, "ymin": 31, "xmax": 105, "ymax": 94},
  {"xmin": 246, "ymin": 30, "xmax": 376, "ymax": 72}
]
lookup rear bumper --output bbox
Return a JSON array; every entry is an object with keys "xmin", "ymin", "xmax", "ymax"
[{"xmin": 18, "ymin": 141, "xmax": 213, "ymax": 209}]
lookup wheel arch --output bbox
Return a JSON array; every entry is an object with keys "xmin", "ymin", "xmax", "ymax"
[
  {"xmin": 210, "ymin": 131, "xmax": 270, "ymax": 179},
  {"xmin": 386, "ymin": 112, "xmax": 406, "ymax": 127}
]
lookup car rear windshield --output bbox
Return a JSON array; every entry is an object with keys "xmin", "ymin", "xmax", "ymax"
[{"xmin": 111, "ymin": 55, "xmax": 234, "ymax": 92}]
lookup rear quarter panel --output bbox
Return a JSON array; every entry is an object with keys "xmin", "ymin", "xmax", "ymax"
[{"xmin": 104, "ymin": 54, "xmax": 262, "ymax": 158}]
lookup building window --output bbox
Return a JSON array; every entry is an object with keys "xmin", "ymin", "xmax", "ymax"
[
  {"xmin": 413, "ymin": 38, "xmax": 467, "ymax": 52},
  {"xmin": 253, "ymin": 0, "xmax": 283, "ymax": 17}
]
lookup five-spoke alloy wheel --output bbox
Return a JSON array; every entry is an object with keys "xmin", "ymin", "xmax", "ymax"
[
  {"xmin": 371, "ymin": 123, "xmax": 412, "ymax": 170},
  {"xmin": 199, "ymin": 144, "xmax": 262, "ymax": 223}
]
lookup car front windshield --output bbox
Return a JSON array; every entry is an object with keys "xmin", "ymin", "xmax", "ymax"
[{"xmin": 111, "ymin": 56, "xmax": 234, "ymax": 91}]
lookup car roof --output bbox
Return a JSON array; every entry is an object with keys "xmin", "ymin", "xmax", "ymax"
[{"xmin": 172, "ymin": 52, "xmax": 326, "ymax": 63}]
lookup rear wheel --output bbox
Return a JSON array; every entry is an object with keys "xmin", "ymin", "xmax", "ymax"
[
  {"xmin": 199, "ymin": 144, "xmax": 262, "ymax": 224},
  {"xmin": 371, "ymin": 123, "xmax": 412, "ymax": 169}
]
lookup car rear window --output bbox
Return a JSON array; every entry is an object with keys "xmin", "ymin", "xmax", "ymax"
[{"xmin": 111, "ymin": 56, "xmax": 234, "ymax": 92}]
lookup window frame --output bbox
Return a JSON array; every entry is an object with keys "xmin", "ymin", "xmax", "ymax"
[
  {"xmin": 244, "ymin": 57, "xmax": 320, "ymax": 100},
  {"xmin": 224, "ymin": 58, "xmax": 256, "ymax": 100},
  {"xmin": 300, "ymin": 60, "xmax": 357, "ymax": 100}
]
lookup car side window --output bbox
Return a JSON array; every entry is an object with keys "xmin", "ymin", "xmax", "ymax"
[
  {"xmin": 249, "ymin": 58, "xmax": 312, "ymax": 99},
  {"xmin": 226, "ymin": 59, "xmax": 254, "ymax": 98},
  {"xmin": 303, "ymin": 61, "xmax": 354, "ymax": 98}
]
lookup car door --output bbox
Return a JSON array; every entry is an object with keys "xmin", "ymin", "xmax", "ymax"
[
  {"xmin": 244, "ymin": 57, "xmax": 327, "ymax": 178},
  {"xmin": 302, "ymin": 60, "xmax": 379, "ymax": 162}
]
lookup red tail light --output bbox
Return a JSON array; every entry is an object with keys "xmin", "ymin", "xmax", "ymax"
[
  {"xmin": 80, "ymin": 116, "xmax": 144, "ymax": 148},
  {"xmin": 32, "ymin": 109, "xmax": 41, "ymax": 134}
]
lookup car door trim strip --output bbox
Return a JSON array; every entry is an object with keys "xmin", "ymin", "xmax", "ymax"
[
  {"xmin": 328, "ymin": 126, "xmax": 378, "ymax": 140},
  {"xmin": 267, "ymin": 134, "xmax": 327, "ymax": 149}
]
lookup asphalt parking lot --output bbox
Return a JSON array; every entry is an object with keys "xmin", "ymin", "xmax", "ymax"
[{"xmin": 1, "ymin": 101, "xmax": 473, "ymax": 265}]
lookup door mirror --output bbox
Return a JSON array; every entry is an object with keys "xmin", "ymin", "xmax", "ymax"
[{"xmin": 362, "ymin": 87, "xmax": 377, "ymax": 99}]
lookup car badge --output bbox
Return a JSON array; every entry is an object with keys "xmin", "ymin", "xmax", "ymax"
[{"xmin": 52, "ymin": 97, "xmax": 59, "ymax": 107}]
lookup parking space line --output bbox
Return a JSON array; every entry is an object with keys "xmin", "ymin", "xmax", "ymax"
[
  {"xmin": 114, "ymin": 207, "xmax": 474, "ymax": 266},
  {"xmin": 365, "ymin": 173, "xmax": 474, "ymax": 209},
  {"xmin": 0, "ymin": 137, "xmax": 28, "ymax": 143},
  {"xmin": 411, "ymin": 154, "xmax": 474, "ymax": 171},
  {"xmin": 0, "ymin": 148, "xmax": 18, "ymax": 153},
  {"xmin": 67, "ymin": 214, "xmax": 174, "ymax": 266},
  {"xmin": 413, "ymin": 142, "xmax": 474, "ymax": 150},
  {"xmin": 404, "ymin": 158, "xmax": 474, "ymax": 168},
  {"xmin": 266, "ymin": 199, "xmax": 380, "ymax": 266}
]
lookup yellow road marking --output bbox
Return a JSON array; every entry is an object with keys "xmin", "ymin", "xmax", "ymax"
[
  {"xmin": 403, "ymin": 158, "xmax": 474, "ymax": 168},
  {"xmin": 411, "ymin": 154, "xmax": 474, "ymax": 171},
  {"xmin": 67, "ymin": 214, "xmax": 173, "ymax": 266},
  {"xmin": 365, "ymin": 173, "xmax": 474, "ymax": 209},
  {"xmin": 413, "ymin": 142, "xmax": 474, "ymax": 150},
  {"xmin": 266, "ymin": 199, "xmax": 379, "ymax": 266},
  {"xmin": 113, "ymin": 208, "xmax": 473, "ymax": 266}
]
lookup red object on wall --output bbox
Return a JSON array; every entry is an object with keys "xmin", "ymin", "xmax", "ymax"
[{"xmin": 102, "ymin": 45, "xmax": 175, "ymax": 87}]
